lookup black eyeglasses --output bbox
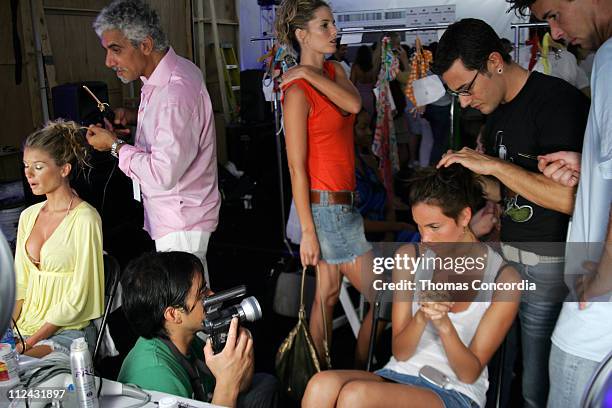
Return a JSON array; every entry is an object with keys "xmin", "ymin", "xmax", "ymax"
[
  {"xmin": 174, "ymin": 285, "xmax": 211, "ymax": 313},
  {"xmin": 449, "ymin": 70, "xmax": 480, "ymax": 97}
]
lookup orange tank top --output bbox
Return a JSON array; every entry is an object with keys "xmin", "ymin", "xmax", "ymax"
[{"xmin": 283, "ymin": 61, "xmax": 356, "ymax": 191}]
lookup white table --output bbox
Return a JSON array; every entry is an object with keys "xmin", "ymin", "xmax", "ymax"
[
  {"xmin": 8, "ymin": 372, "xmax": 222, "ymax": 408},
  {"xmin": 101, "ymin": 387, "xmax": 220, "ymax": 407}
]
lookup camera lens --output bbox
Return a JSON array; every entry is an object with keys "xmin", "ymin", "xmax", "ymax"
[{"xmin": 240, "ymin": 296, "xmax": 262, "ymax": 322}]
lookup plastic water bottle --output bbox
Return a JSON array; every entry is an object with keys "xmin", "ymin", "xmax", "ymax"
[
  {"xmin": 70, "ymin": 337, "xmax": 99, "ymax": 408},
  {"xmin": 0, "ymin": 343, "xmax": 20, "ymax": 405},
  {"xmin": 0, "ymin": 344, "xmax": 20, "ymax": 382},
  {"xmin": 0, "ymin": 327, "xmax": 16, "ymax": 350},
  {"xmin": 0, "ymin": 375, "xmax": 20, "ymax": 406}
]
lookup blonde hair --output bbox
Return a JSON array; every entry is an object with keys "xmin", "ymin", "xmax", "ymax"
[
  {"xmin": 275, "ymin": 0, "xmax": 330, "ymax": 53},
  {"xmin": 25, "ymin": 120, "xmax": 90, "ymax": 173}
]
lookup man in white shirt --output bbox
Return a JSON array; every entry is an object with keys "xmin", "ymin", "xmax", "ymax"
[{"xmin": 507, "ymin": 1, "xmax": 612, "ymax": 407}]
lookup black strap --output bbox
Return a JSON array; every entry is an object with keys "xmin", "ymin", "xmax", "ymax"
[
  {"xmin": 10, "ymin": 0, "xmax": 22, "ymax": 84},
  {"xmin": 158, "ymin": 337, "xmax": 208, "ymax": 402}
]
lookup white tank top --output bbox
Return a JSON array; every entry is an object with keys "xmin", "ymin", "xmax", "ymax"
[{"xmin": 382, "ymin": 245, "xmax": 503, "ymax": 407}]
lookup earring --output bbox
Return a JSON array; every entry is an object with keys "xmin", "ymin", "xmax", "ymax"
[{"xmin": 497, "ymin": 67, "xmax": 503, "ymax": 74}]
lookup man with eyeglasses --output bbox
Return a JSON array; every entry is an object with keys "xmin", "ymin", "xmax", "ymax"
[
  {"xmin": 505, "ymin": 1, "xmax": 612, "ymax": 408},
  {"xmin": 434, "ymin": 18, "xmax": 589, "ymax": 408},
  {"xmin": 118, "ymin": 251, "xmax": 279, "ymax": 407}
]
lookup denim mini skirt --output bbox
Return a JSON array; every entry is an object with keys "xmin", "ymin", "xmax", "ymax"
[
  {"xmin": 375, "ymin": 368, "xmax": 479, "ymax": 408},
  {"xmin": 311, "ymin": 191, "xmax": 372, "ymax": 264}
]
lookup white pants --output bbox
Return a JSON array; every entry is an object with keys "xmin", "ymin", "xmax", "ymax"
[{"xmin": 155, "ymin": 230, "xmax": 211, "ymax": 286}]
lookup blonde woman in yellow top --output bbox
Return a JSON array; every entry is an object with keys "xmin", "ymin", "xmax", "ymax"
[{"xmin": 12, "ymin": 120, "xmax": 104, "ymax": 357}]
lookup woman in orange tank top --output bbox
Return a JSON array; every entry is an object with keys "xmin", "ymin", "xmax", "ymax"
[{"xmin": 277, "ymin": 0, "xmax": 375, "ymax": 368}]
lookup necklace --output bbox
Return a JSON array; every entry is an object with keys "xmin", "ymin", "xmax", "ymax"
[
  {"xmin": 44, "ymin": 194, "xmax": 76, "ymax": 217},
  {"xmin": 40, "ymin": 193, "xmax": 76, "ymax": 240}
]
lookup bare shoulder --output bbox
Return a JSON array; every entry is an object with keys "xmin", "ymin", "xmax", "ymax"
[
  {"xmin": 392, "ymin": 243, "xmax": 421, "ymax": 280},
  {"xmin": 283, "ymin": 81, "xmax": 308, "ymax": 102}
]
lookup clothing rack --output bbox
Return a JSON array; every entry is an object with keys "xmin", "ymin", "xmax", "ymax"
[
  {"xmin": 250, "ymin": 23, "xmax": 454, "ymax": 246},
  {"xmin": 510, "ymin": 21, "xmax": 550, "ymax": 63},
  {"xmin": 250, "ymin": 23, "xmax": 452, "ymax": 41}
]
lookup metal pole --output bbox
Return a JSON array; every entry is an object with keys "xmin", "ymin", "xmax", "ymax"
[
  {"xmin": 251, "ymin": 23, "xmax": 452, "ymax": 42},
  {"xmin": 510, "ymin": 22, "xmax": 550, "ymax": 28},
  {"xmin": 262, "ymin": 36, "xmax": 294, "ymax": 256},
  {"xmin": 273, "ymin": 86, "xmax": 294, "ymax": 256},
  {"xmin": 514, "ymin": 23, "xmax": 521, "ymax": 63},
  {"xmin": 510, "ymin": 22, "xmax": 549, "ymax": 63}
]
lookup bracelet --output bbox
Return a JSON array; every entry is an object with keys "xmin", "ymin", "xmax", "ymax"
[{"xmin": 20, "ymin": 340, "xmax": 28, "ymax": 354}]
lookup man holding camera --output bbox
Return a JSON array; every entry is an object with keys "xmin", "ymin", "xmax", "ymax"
[{"xmin": 119, "ymin": 251, "xmax": 278, "ymax": 407}]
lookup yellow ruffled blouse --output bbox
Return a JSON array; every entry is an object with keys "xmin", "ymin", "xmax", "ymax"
[{"xmin": 14, "ymin": 201, "xmax": 105, "ymax": 336}]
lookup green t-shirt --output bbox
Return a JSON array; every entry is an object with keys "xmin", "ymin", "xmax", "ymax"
[{"xmin": 118, "ymin": 336, "xmax": 215, "ymax": 401}]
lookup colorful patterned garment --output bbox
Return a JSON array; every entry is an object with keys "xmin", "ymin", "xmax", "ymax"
[
  {"xmin": 372, "ymin": 36, "xmax": 400, "ymax": 199},
  {"xmin": 404, "ymin": 37, "xmax": 433, "ymax": 106}
]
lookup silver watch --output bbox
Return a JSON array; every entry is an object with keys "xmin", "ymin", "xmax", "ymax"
[{"xmin": 110, "ymin": 139, "xmax": 126, "ymax": 158}]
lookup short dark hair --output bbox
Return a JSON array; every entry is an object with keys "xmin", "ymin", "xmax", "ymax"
[
  {"xmin": 409, "ymin": 164, "xmax": 485, "ymax": 221},
  {"xmin": 432, "ymin": 18, "xmax": 512, "ymax": 76},
  {"xmin": 500, "ymin": 38, "xmax": 514, "ymax": 54},
  {"xmin": 121, "ymin": 251, "xmax": 205, "ymax": 339},
  {"xmin": 505, "ymin": 0, "xmax": 536, "ymax": 17}
]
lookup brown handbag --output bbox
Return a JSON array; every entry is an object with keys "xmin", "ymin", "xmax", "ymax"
[{"xmin": 275, "ymin": 266, "xmax": 331, "ymax": 402}]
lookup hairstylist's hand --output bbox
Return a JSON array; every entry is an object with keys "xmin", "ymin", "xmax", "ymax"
[
  {"xmin": 86, "ymin": 125, "xmax": 116, "ymax": 152},
  {"xmin": 537, "ymin": 151, "xmax": 581, "ymax": 187},
  {"xmin": 437, "ymin": 147, "xmax": 501, "ymax": 176},
  {"xmin": 300, "ymin": 230, "xmax": 320, "ymax": 266}
]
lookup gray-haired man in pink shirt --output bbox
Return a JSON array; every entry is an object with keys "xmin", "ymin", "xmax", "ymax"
[{"xmin": 87, "ymin": 0, "xmax": 220, "ymax": 283}]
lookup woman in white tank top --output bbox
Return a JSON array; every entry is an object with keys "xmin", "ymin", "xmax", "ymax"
[{"xmin": 302, "ymin": 165, "xmax": 521, "ymax": 408}]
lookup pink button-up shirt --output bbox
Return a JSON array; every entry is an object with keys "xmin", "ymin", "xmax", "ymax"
[{"xmin": 118, "ymin": 48, "xmax": 220, "ymax": 240}]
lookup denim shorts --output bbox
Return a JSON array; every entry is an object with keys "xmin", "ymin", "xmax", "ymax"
[
  {"xmin": 311, "ymin": 192, "xmax": 372, "ymax": 265},
  {"xmin": 24, "ymin": 323, "xmax": 97, "ymax": 355},
  {"xmin": 375, "ymin": 368, "xmax": 479, "ymax": 408}
]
